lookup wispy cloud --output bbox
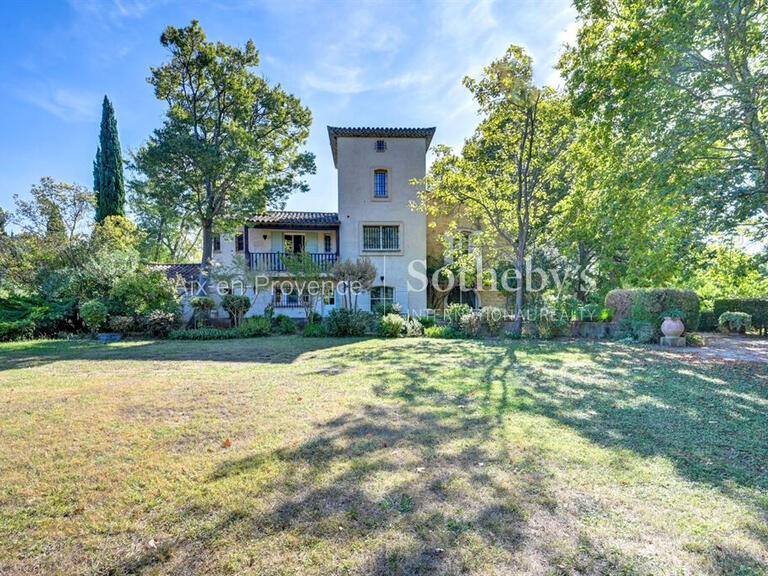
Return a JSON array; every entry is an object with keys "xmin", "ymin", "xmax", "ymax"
[{"xmin": 21, "ymin": 85, "xmax": 101, "ymax": 123}]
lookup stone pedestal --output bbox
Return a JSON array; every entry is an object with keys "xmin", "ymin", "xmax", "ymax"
[{"xmin": 660, "ymin": 336, "xmax": 686, "ymax": 347}]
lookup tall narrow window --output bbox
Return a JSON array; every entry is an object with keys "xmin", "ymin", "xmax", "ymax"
[
  {"xmin": 213, "ymin": 234, "xmax": 221, "ymax": 252},
  {"xmin": 235, "ymin": 233, "xmax": 244, "ymax": 252},
  {"xmin": 324, "ymin": 234, "xmax": 332, "ymax": 253},
  {"xmin": 374, "ymin": 170, "xmax": 388, "ymax": 198}
]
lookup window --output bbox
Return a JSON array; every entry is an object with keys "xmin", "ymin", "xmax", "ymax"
[
  {"xmin": 235, "ymin": 233, "xmax": 244, "ymax": 252},
  {"xmin": 370, "ymin": 286, "xmax": 394, "ymax": 309},
  {"xmin": 283, "ymin": 234, "xmax": 305, "ymax": 254},
  {"xmin": 323, "ymin": 284, "xmax": 335, "ymax": 306},
  {"xmin": 453, "ymin": 230, "xmax": 472, "ymax": 256},
  {"xmin": 363, "ymin": 225, "xmax": 399, "ymax": 251},
  {"xmin": 375, "ymin": 139, "xmax": 387, "ymax": 152},
  {"xmin": 324, "ymin": 234, "xmax": 332, "ymax": 253},
  {"xmin": 374, "ymin": 170, "xmax": 388, "ymax": 198},
  {"xmin": 212, "ymin": 234, "xmax": 221, "ymax": 252}
]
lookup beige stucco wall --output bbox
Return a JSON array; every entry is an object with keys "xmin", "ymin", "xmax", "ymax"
[{"xmin": 336, "ymin": 136, "xmax": 428, "ymax": 314}]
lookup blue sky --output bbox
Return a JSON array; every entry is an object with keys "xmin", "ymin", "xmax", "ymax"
[{"xmin": 0, "ymin": 0, "xmax": 577, "ymax": 217}]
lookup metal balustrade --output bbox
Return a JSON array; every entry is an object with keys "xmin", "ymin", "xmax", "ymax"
[{"xmin": 249, "ymin": 252, "xmax": 338, "ymax": 272}]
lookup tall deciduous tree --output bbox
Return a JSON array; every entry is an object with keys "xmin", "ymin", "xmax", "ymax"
[
  {"xmin": 419, "ymin": 46, "xmax": 572, "ymax": 330},
  {"xmin": 561, "ymin": 0, "xmax": 768, "ymax": 235},
  {"xmin": 93, "ymin": 96, "xmax": 125, "ymax": 222},
  {"xmin": 132, "ymin": 20, "xmax": 315, "ymax": 277}
]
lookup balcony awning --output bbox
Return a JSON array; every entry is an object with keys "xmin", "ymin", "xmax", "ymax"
[{"xmin": 247, "ymin": 211, "xmax": 340, "ymax": 230}]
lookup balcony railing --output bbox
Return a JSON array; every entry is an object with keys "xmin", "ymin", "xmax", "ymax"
[{"xmin": 249, "ymin": 252, "xmax": 338, "ymax": 272}]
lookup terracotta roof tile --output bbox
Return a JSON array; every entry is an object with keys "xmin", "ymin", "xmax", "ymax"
[
  {"xmin": 248, "ymin": 211, "xmax": 340, "ymax": 226},
  {"xmin": 149, "ymin": 263, "xmax": 200, "ymax": 281},
  {"xmin": 327, "ymin": 126, "xmax": 436, "ymax": 166}
]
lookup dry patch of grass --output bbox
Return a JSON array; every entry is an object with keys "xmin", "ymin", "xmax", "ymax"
[{"xmin": 0, "ymin": 337, "xmax": 766, "ymax": 575}]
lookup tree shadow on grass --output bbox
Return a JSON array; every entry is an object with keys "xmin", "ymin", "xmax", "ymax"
[{"xmin": 0, "ymin": 336, "xmax": 368, "ymax": 372}]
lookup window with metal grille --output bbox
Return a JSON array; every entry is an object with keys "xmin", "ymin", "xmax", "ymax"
[
  {"xmin": 375, "ymin": 139, "xmax": 387, "ymax": 152},
  {"xmin": 324, "ymin": 234, "xmax": 332, "ymax": 253},
  {"xmin": 362, "ymin": 225, "xmax": 399, "ymax": 251},
  {"xmin": 370, "ymin": 286, "xmax": 394, "ymax": 309},
  {"xmin": 374, "ymin": 170, "xmax": 388, "ymax": 198}
]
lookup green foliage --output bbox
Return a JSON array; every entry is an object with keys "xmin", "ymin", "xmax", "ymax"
[
  {"xmin": 109, "ymin": 270, "xmax": 180, "ymax": 316},
  {"xmin": 686, "ymin": 245, "xmax": 768, "ymax": 309},
  {"xmin": 237, "ymin": 316, "xmax": 272, "ymax": 337},
  {"xmin": 221, "ymin": 294, "xmax": 252, "ymax": 327},
  {"xmin": 108, "ymin": 315, "xmax": 134, "ymax": 333},
  {"xmin": 699, "ymin": 311, "xmax": 718, "ymax": 332},
  {"xmin": 303, "ymin": 323, "xmax": 327, "ymax": 337},
  {"xmin": 189, "ymin": 296, "xmax": 216, "ymax": 326},
  {"xmin": 378, "ymin": 314, "xmax": 405, "ymax": 338},
  {"xmin": 713, "ymin": 299, "xmax": 768, "ymax": 334},
  {"xmin": 718, "ymin": 312, "xmax": 752, "ymax": 334},
  {"xmin": 479, "ymin": 307, "xmax": 504, "ymax": 334},
  {"xmin": 79, "ymin": 300, "xmax": 107, "ymax": 334},
  {"xmin": 373, "ymin": 302, "xmax": 401, "ymax": 316},
  {"xmin": 142, "ymin": 310, "xmax": 179, "ymax": 337},
  {"xmin": 94, "ymin": 96, "xmax": 125, "ymax": 222},
  {"xmin": 424, "ymin": 325, "xmax": 464, "ymax": 339},
  {"xmin": 273, "ymin": 315, "xmax": 297, "ymax": 335},
  {"xmin": 168, "ymin": 327, "xmax": 239, "ymax": 340},
  {"xmin": 611, "ymin": 288, "xmax": 701, "ymax": 340},
  {"xmin": 331, "ymin": 258, "xmax": 377, "ymax": 310},
  {"xmin": 326, "ymin": 308, "xmax": 371, "ymax": 337},
  {"xmin": 134, "ymin": 20, "xmax": 315, "ymax": 266},
  {"xmin": 0, "ymin": 295, "xmax": 76, "ymax": 337},
  {"xmin": 459, "ymin": 313, "xmax": 481, "ymax": 337},
  {"xmin": 0, "ymin": 319, "xmax": 35, "ymax": 342},
  {"xmin": 445, "ymin": 303, "xmax": 472, "ymax": 327},
  {"xmin": 685, "ymin": 332, "xmax": 705, "ymax": 347},
  {"xmin": 660, "ymin": 308, "xmax": 686, "ymax": 321},
  {"xmin": 417, "ymin": 315, "xmax": 436, "ymax": 329},
  {"xmin": 598, "ymin": 307, "xmax": 614, "ymax": 322}
]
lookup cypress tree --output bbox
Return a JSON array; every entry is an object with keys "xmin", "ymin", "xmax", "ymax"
[{"xmin": 93, "ymin": 96, "xmax": 125, "ymax": 222}]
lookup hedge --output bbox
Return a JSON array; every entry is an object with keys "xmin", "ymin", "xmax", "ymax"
[
  {"xmin": 605, "ymin": 288, "xmax": 700, "ymax": 339},
  {"xmin": 713, "ymin": 299, "xmax": 768, "ymax": 334}
]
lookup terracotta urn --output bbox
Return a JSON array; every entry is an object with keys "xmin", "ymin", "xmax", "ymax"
[{"xmin": 661, "ymin": 317, "xmax": 685, "ymax": 337}]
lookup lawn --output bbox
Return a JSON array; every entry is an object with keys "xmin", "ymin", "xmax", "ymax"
[{"xmin": 0, "ymin": 337, "xmax": 766, "ymax": 575}]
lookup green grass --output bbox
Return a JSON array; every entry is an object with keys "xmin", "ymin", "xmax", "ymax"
[{"xmin": 0, "ymin": 337, "xmax": 766, "ymax": 575}]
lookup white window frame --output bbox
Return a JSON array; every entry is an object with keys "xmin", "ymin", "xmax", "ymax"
[{"xmin": 370, "ymin": 286, "xmax": 394, "ymax": 309}]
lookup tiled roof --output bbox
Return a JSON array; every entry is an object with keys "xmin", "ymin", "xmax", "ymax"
[
  {"xmin": 148, "ymin": 263, "xmax": 201, "ymax": 281},
  {"xmin": 248, "ymin": 211, "xmax": 340, "ymax": 226},
  {"xmin": 327, "ymin": 126, "xmax": 436, "ymax": 166}
]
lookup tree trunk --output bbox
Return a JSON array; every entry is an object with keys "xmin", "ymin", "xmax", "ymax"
[
  {"xmin": 200, "ymin": 221, "xmax": 213, "ymax": 295},
  {"xmin": 513, "ymin": 251, "xmax": 525, "ymax": 333}
]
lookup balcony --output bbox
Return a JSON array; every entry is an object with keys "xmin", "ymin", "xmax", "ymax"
[{"xmin": 249, "ymin": 252, "xmax": 338, "ymax": 272}]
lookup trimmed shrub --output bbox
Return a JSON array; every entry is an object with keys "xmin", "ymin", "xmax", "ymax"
[
  {"xmin": 308, "ymin": 312, "xmax": 323, "ymax": 325},
  {"xmin": 604, "ymin": 289, "xmax": 638, "ymax": 321},
  {"xmin": 713, "ymin": 299, "xmax": 768, "ymax": 334},
  {"xmin": 718, "ymin": 311, "xmax": 752, "ymax": 334},
  {"xmin": 303, "ymin": 323, "xmax": 327, "ymax": 337},
  {"xmin": 237, "ymin": 316, "xmax": 271, "ymax": 337},
  {"xmin": 424, "ymin": 325, "xmax": 463, "ymax": 339},
  {"xmin": 607, "ymin": 288, "xmax": 700, "ymax": 340},
  {"xmin": 108, "ymin": 315, "xmax": 134, "ymax": 333},
  {"xmin": 445, "ymin": 303, "xmax": 472, "ymax": 327},
  {"xmin": 142, "ymin": 310, "xmax": 179, "ymax": 337},
  {"xmin": 480, "ymin": 307, "xmax": 504, "ymax": 334},
  {"xmin": 189, "ymin": 296, "xmax": 216, "ymax": 326},
  {"xmin": 686, "ymin": 332, "xmax": 705, "ymax": 347},
  {"xmin": 699, "ymin": 310, "xmax": 718, "ymax": 332},
  {"xmin": 168, "ymin": 328, "xmax": 239, "ymax": 340},
  {"xmin": 273, "ymin": 315, "xmax": 297, "ymax": 335},
  {"xmin": 326, "ymin": 308, "xmax": 371, "ymax": 336},
  {"xmin": 417, "ymin": 315, "xmax": 436, "ymax": 329},
  {"xmin": 80, "ymin": 300, "xmax": 108, "ymax": 334},
  {"xmin": 221, "ymin": 294, "xmax": 251, "ymax": 327},
  {"xmin": 378, "ymin": 314, "xmax": 406, "ymax": 338},
  {"xmin": 459, "ymin": 313, "xmax": 481, "ymax": 337},
  {"xmin": 404, "ymin": 318, "xmax": 423, "ymax": 337}
]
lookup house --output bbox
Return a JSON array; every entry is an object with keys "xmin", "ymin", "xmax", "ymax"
[{"xmin": 177, "ymin": 125, "xmax": 505, "ymax": 320}]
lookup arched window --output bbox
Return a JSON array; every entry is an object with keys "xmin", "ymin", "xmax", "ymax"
[{"xmin": 374, "ymin": 170, "xmax": 388, "ymax": 198}]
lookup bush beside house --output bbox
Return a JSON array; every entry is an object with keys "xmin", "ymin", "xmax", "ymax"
[{"xmin": 713, "ymin": 299, "xmax": 768, "ymax": 334}]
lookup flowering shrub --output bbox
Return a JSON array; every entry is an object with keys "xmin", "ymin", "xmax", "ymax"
[
  {"xmin": 479, "ymin": 306, "xmax": 504, "ymax": 334},
  {"xmin": 459, "ymin": 313, "xmax": 481, "ymax": 337},
  {"xmin": 378, "ymin": 314, "xmax": 405, "ymax": 338}
]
